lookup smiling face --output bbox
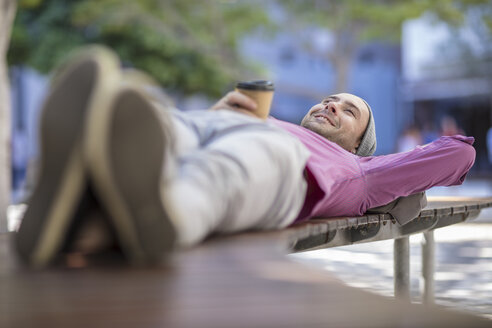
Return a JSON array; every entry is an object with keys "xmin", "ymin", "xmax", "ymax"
[{"xmin": 300, "ymin": 93, "xmax": 370, "ymax": 153}]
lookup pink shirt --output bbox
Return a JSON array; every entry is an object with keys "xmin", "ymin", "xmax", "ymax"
[{"xmin": 269, "ymin": 118, "xmax": 476, "ymax": 222}]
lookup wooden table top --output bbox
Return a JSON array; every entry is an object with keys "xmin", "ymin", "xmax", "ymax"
[{"xmin": 2, "ymin": 224, "xmax": 492, "ymax": 327}]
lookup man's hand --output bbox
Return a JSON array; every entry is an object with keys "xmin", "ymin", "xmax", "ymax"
[{"xmin": 209, "ymin": 91, "xmax": 259, "ymax": 118}]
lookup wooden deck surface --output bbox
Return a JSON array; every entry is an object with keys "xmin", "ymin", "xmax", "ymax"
[{"xmin": 2, "ymin": 197, "xmax": 492, "ymax": 327}]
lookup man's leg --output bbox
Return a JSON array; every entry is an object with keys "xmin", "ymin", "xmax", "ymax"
[
  {"xmin": 88, "ymin": 96, "xmax": 308, "ymax": 257},
  {"xmin": 86, "ymin": 79, "xmax": 308, "ymax": 261},
  {"xmin": 166, "ymin": 110, "xmax": 310, "ymax": 247}
]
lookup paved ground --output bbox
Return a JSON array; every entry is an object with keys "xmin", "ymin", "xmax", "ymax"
[
  {"xmin": 291, "ymin": 224, "xmax": 492, "ymax": 320},
  {"xmin": 292, "ymin": 178, "xmax": 492, "ymax": 320}
]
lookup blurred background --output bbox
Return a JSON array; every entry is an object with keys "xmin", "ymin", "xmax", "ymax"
[
  {"xmin": 4, "ymin": 0, "xmax": 492, "ymax": 202},
  {"xmin": 4, "ymin": 0, "xmax": 492, "ymax": 203},
  {"xmin": 2, "ymin": 0, "xmax": 492, "ymax": 319}
]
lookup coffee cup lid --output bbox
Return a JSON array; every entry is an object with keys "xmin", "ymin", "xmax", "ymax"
[{"xmin": 236, "ymin": 80, "xmax": 274, "ymax": 91}]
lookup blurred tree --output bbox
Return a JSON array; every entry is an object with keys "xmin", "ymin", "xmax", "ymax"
[
  {"xmin": 281, "ymin": 0, "xmax": 492, "ymax": 93},
  {"xmin": 0, "ymin": 0, "xmax": 17, "ymax": 232},
  {"xmin": 436, "ymin": 3, "xmax": 492, "ymax": 76},
  {"xmin": 8, "ymin": 0, "xmax": 272, "ymax": 98}
]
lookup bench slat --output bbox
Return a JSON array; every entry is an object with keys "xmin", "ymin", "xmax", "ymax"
[{"xmin": 284, "ymin": 196, "xmax": 492, "ymax": 252}]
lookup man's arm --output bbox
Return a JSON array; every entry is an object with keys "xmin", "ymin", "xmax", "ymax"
[
  {"xmin": 209, "ymin": 91, "xmax": 259, "ymax": 118},
  {"xmin": 362, "ymin": 135, "xmax": 475, "ymax": 210}
]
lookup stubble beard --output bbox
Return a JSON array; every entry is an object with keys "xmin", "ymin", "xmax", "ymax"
[{"xmin": 301, "ymin": 120, "xmax": 350, "ymax": 151}]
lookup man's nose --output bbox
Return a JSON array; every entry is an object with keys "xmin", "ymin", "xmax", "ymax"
[{"xmin": 325, "ymin": 103, "xmax": 338, "ymax": 115}]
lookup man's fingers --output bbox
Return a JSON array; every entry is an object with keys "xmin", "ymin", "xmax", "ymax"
[
  {"xmin": 209, "ymin": 91, "xmax": 260, "ymax": 119},
  {"xmin": 226, "ymin": 91, "xmax": 257, "ymax": 111}
]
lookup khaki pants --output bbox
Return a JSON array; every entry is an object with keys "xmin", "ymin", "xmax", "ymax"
[{"xmin": 161, "ymin": 109, "xmax": 310, "ymax": 246}]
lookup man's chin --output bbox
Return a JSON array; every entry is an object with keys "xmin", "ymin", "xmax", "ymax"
[{"xmin": 302, "ymin": 121, "xmax": 330, "ymax": 135}]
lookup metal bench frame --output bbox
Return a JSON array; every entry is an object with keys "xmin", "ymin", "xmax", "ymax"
[{"xmin": 280, "ymin": 197, "xmax": 492, "ymax": 303}]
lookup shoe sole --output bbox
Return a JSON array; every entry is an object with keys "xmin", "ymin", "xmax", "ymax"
[
  {"xmin": 15, "ymin": 47, "xmax": 120, "ymax": 267},
  {"xmin": 85, "ymin": 87, "xmax": 176, "ymax": 264}
]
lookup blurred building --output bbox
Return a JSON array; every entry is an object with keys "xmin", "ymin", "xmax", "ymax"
[{"xmin": 400, "ymin": 15, "xmax": 492, "ymax": 175}]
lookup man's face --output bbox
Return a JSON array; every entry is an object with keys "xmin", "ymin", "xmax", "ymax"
[{"xmin": 300, "ymin": 93, "xmax": 370, "ymax": 153}]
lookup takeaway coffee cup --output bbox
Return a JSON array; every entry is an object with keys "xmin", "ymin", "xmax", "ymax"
[{"xmin": 235, "ymin": 80, "xmax": 274, "ymax": 119}]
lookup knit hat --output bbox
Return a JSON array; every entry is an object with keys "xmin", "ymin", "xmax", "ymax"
[{"xmin": 355, "ymin": 99, "xmax": 376, "ymax": 156}]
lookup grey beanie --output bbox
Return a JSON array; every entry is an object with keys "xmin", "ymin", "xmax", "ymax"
[{"xmin": 355, "ymin": 99, "xmax": 376, "ymax": 156}]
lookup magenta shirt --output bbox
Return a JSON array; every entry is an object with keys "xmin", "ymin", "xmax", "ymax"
[{"xmin": 269, "ymin": 118, "xmax": 476, "ymax": 222}]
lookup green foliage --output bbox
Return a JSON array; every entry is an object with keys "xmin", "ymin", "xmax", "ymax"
[
  {"xmin": 282, "ymin": 0, "xmax": 492, "ymax": 43},
  {"xmin": 436, "ymin": 2, "xmax": 492, "ymax": 67},
  {"xmin": 7, "ymin": 0, "xmax": 273, "ymax": 97},
  {"xmin": 280, "ymin": 0, "xmax": 492, "ymax": 91}
]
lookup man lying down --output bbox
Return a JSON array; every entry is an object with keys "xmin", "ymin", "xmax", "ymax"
[{"xmin": 15, "ymin": 46, "xmax": 476, "ymax": 267}]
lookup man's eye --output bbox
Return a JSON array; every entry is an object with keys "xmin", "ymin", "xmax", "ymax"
[{"xmin": 345, "ymin": 109, "xmax": 355, "ymax": 117}]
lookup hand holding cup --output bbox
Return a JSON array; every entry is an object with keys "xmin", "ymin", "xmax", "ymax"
[
  {"xmin": 210, "ymin": 80, "xmax": 275, "ymax": 120},
  {"xmin": 235, "ymin": 80, "xmax": 274, "ymax": 120}
]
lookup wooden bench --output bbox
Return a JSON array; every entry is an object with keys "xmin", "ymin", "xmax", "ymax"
[{"xmin": 1, "ymin": 196, "xmax": 491, "ymax": 327}]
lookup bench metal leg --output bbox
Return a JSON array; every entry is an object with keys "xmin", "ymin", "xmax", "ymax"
[
  {"xmin": 394, "ymin": 236, "xmax": 410, "ymax": 301},
  {"xmin": 421, "ymin": 231, "xmax": 435, "ymax": 304}
]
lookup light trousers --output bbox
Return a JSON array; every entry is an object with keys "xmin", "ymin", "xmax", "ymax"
[{"xmin": 161, "ymin": 109, "xmax": 310, "ymax": 247}]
